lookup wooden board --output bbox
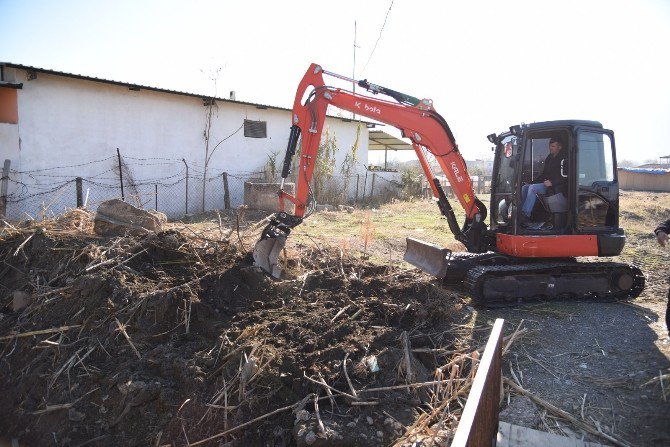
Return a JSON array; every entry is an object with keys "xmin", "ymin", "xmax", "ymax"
[{"xmin": 451, "ymin": 318, "xmax": 504, "ymax": 447}]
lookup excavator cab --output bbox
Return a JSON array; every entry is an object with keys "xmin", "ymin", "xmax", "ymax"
[{"xmin": 490, "ymin": 120, "xmax": 623, "ymax": 256}]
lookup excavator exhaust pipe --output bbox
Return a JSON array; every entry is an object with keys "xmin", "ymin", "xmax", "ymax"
[
  {"xmin": 403, "ymin": 237, "xmax": 452, "ymax": 279},
  {"xmin": 253, "ymin": 234, "xmax": 286, "ymax": 279}
]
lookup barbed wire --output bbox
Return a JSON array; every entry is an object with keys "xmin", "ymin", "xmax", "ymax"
[
  {"xmin": 3, "ymin": 155, "xmax": 409, "ymax": 222},
  {"xmin": 7, "ymin": 180, "xmax": 76, "ymax": 202},
  {"xmin": 9, "ymin": 156, "xmax": 116, "ymax": 174}
]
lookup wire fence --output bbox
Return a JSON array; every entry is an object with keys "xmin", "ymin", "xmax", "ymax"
[{"xmin": 0, "ymin": 154, "xmax": 426, "ymax": 222}]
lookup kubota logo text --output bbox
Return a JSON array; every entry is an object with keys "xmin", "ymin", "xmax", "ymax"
[
  {"xmin": 450, "ymin": 162, "xmax": 464, "ymax": 182},
  {"xmin": 355, "ymin": 102, "xmax": 381, "ymax": 115}
]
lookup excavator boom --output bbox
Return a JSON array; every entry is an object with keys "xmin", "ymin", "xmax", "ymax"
[{"xmin": 254, "ymin": 64, "xmax": 488, "ymax": 277}]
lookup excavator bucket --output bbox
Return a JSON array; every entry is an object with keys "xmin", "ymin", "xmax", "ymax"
[
  {"xmin": 403, "ymin": 237, "xmax": 452, "ymax": 279},
  {"xmin": 253, "ymin": 234, "xmax": 286, "ymax": 279}
]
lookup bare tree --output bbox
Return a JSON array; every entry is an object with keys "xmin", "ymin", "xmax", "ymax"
[{"xmin": 202, "ymin": 68, "xmax": 221, "ymax": 212}]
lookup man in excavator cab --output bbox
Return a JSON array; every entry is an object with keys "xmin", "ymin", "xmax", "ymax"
[
  {"xmin": 519, "ymin": 136, "xmax": 568, "ymax": 229},
  {"xmin": 253, "ymin": 63, "xmax": 644, "ymax": 305}
]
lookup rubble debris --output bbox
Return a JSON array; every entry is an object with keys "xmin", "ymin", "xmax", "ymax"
[{"xmin": 93, "ymin": 199, "xmax": 166, "ymax": 236}]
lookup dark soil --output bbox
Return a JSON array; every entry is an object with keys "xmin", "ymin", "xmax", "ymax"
[
  {"xmin": 2, "ymin": 191, "xmax": 669, "ymax": 446},
  {"xmin": 0, "ymin": 223, "xmax": 475, "ymax": 446}
]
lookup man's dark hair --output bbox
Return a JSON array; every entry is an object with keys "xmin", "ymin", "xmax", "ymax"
[{"xmin": 549, "ymin": 136, "xmax": 564, "ymax": 146}]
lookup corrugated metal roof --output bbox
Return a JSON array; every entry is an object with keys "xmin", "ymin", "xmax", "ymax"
[
  {"xmin": 368, "ymin": 129, "xmax": 412, "ymax": 151},
  {"xmin": 619, "ymin": 167, "xmax": 670, "ymax": 175},
  {"xmin": 0, "ymin": 62, "xmax": 376, "ymax": 125}
]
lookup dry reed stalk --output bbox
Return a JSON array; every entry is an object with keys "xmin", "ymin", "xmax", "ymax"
[
  {"xmin": 0, "ymin": 324, "xmax": 81, "ymax": 341},
  {"xmin": 360, "ymin": 212, "xmax": 375, "ymax": 257},
  {"xmin": 343, "ymin": 353, "xmax": 358, "ymax": 398},
  {"xmin": 303, "ymin": 373, "xmax": 358, "ymax": 400},
  {"xmin": 31, "ymin": 403, "xmax": 73, "ymax": 415},
  {"xmin": 393, "ymin": 381, "xmax": 472, "ymax": 446},
  {"xmin": 49, "ymin": 347, "xmax": 84, "ymax": 387},
  {"xmin": 115, "ymin": 318, "xmax": 142, "ymax": 360},
  {"xmin": 504, "ymin": 378, "xmax": 632, "ymax": 447},
  {"xmin": 330, "ymin": 305, "xmax": 350, "ymax": 322},
  {"xmin": 185, "ymin": 394, "xmax": 334, "ymax": 447},
  {"xmin": 314, "ymin": 393, "xmax": 325, "ymax": 434},
  {"xmin": 317, "ymin": 372, "xmax": 336, "ymax": 411},
  {"xmin": 13, "ymin": 232, "xmax": 35, "ymax": 257},
  {"xmin": 357, "ymin": 378, "xmax": 468, "ymax": 394},
  {"xmin": 502, "ymin": 320, "xmax": 527, "ymax": 355},
  {"xmin": 401, "ymin": 331, "xmax": 415, "ymax": 387}
]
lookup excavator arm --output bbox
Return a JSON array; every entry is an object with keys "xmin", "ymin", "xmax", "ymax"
[{"xmin": 254, "ymin": 64, "xmax": 489, "ymax": 277}]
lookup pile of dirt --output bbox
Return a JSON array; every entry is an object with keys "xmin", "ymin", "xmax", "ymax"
[{"xmin": 0, "ymin": 211, "xmax": 478, "ymax": 446}]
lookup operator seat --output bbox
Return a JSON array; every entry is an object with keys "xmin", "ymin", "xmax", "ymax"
[{"xmin": 537, "ymin": 192, "xmax": 568, "ymax": 228}]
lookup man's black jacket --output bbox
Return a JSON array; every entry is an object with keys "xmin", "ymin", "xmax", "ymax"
[{"xmin": 534, "ymin": 150, "xmax": 568, "ymax": 195}]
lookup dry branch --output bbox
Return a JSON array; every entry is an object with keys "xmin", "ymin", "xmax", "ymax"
[
  {"xmin": 0, "ymin": 324, "xmax": 81, "ymax": 341},
  {"xmin": 115, "ymin": 318, "xmax": 142, "ymax": 360},
  {"xmin": 186, "ymin": 394, "xmax": 332, "ymax": 447},
  {"xmin": 303, "ymin": 373, "xmax": 358, "ymax": 400},
  {"xmin": 343, "ymin": 353, "xmax": 358, "ymax": 398},
  {"xmin": 504, "ymin": 378, "xmax": 632, "ymax": 447},
  {"xmin": 401, "ymin": 331, "xmax": 415, "ymax": 385}
]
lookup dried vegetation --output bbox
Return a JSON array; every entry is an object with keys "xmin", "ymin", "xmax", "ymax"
[{"xmin": 1, "ymin": 208, "xmax": 511, "ymax": 446}]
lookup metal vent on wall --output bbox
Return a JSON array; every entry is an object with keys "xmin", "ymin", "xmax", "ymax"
[{"xmin": 244, "ymin": 119, "xmax": 267, "ymax": 138}]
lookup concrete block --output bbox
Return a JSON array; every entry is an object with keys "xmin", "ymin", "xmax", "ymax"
[
  {"xmin": 337, "ymin": 205, "xmax": 355, "ymax": 213},
  {"xmin": 244, "ymin": 182, "xmax": 295, "ymax": 213},
  {"xmin": 94, "ymin": 199, "xmax": 167, "ymax": 237}
]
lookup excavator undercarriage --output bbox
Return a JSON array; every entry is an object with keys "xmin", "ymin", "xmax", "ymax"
[{"xmin": 405, "ymin": 239, "xmax": 644, "ymax": 305}]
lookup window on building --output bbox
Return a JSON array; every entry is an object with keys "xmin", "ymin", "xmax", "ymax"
[
  {"xmin": 0, "ymin": 88, "xmax": 18, "ymax": 124},
  {"xmin": 244, "ymin": 119, "xmax": 267, "ymax": 138}
]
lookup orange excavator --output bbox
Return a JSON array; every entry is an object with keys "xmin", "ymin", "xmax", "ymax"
[{"xmin": 253, "ymin": 63, "xmax": 644, "ymax": 304}]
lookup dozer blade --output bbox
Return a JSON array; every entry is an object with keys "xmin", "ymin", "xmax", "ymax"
[
  {"xmin": 404, "ymin": 237, "xmax": 452, "ymax": 278},
  {"xmin": 253, "ymin": 234, "xmax": 286, "ymax": 279}
]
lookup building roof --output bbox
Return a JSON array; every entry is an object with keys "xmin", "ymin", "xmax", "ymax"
[
  {"xmin": 0, "ymin": 62, "xmax": 375, "ymax": 126},
  {"xmin": 619, "ymin": 167, "xmax": 670, "ymax": 175},
  {"xmin": 368, "ymin": 130, "xmax": 412, "ymax": 151}
]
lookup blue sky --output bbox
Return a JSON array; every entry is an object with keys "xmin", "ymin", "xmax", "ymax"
[{"xmin": 1, "ymin": 0, "xmax": 669, "ymax": 164}]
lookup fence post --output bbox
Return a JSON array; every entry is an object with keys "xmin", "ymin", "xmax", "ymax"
[
  {"xmin": 355, "ymin": 174, "xmax": 360, "ymax": 204},
  {"xmin": 362, "ymin": 171, "xmax": 368, "ymax": 200},
  {"xmin": 222, "ymin": 172, "xmax": 231, "ymax": 209},
  {"xmin": 182, "ymin": 159, "xmax": 189, "ymax": 214},
  {"xmin": 0, "ymin": 159, "xmax": 10, "ymax": 218},
  {"xmin": 116, "ymin": 148, "xmax": 125, "ymax": 201},
  {"xmin": 155, "ymin": 184, "xmax": 158, "ymax": 211},
  {"xmin": 371, "ymin": 173, "xmax": 376, "ymax": 196},
  {"xmin": 76, "ymin": 177, "xmax": 83, "ymax": 207}
]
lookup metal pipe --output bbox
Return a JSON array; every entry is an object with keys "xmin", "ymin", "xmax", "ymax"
[{"xmin": 322, "ymin": 69, "xmax": 357, "ymax": 84}]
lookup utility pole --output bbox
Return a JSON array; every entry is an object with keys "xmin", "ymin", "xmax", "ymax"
[
  {"xmin": 353, "ymin": 20, "xmax": 357, "ymax": 95},
  {"xmin": 352, "ymin": 20, "xmax": 358, "ymax": 119}
]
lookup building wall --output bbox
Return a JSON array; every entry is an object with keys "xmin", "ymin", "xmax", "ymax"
[
  {"xmin": 0, "ymin": 67, "xmax": 369, "ymax": 218},
  {"xmin": 618, "ymin": 169, "xmax": 670, "ymax": 192}
]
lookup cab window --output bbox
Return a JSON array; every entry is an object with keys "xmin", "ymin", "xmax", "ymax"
[{"xmin": 577, "ymin": 132, "xmax": 614, "ymax": 186}]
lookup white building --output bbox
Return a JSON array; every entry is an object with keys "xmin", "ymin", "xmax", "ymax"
[{"xmin": 0, "ymin": 63, "xmax": 381, "ymax": 219}]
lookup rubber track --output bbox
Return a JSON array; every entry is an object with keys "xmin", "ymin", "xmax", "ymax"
[{"xmin": 464, "ymin": 261, "xmax": 645, "ymax": 306}]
